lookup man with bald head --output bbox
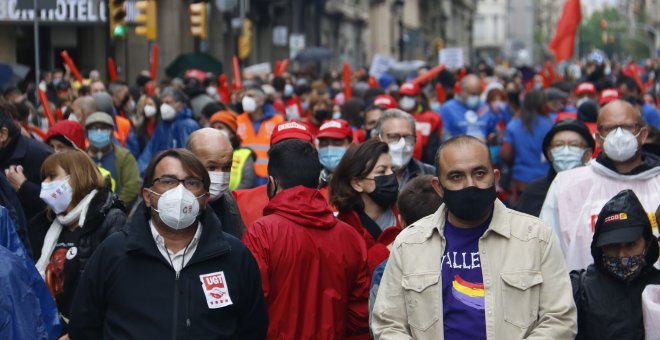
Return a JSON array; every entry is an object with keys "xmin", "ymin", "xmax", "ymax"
[
  {"xmin": 373, "ymin": 135, "xmax": 576, "ymax": 339},
  {"xmin": 541, "ymin": 100, "xmax": 660, "ymax": 271},
  {"xmin": 440, "ymin": 74, "xmax": 497, "ymax": 141},
  {"xmin": 187, "ymin": 128, "xmax": 245, "ymax": 238},
  {"xmin": 69, "ymin": 96, "xmax": 97, "ymax": 125}
]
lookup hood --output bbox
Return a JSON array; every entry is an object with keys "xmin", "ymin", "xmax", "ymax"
[
  {"xmin": 172, "ymin": 106, "xmax": 194, "ymax": 122},
  {"xmin": 591, "ymin": 189, "xmax": 659, "ymax": 277},
  {"xmin": 45, "ymin": 120, "xmax": 85, "ymax": 149},
  {"xmin": 263, "ymin": 186, "xmax": 337, "ymax": 230}
]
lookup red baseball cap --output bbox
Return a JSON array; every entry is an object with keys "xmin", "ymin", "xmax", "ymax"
[
  {"xmin": 316, "ymin": 119, "xmax": 353, "ymax": 140},
  {"xmin": 399, "ymin": 82, "xmax": 420, "ymax": 96},
  {"xmin": 576, "ymin": 82, "xmax": 597, "ymax": 96},
  {"xmin": 373, "ymin": 95, "xmax": 398, "ymax": 109},
  {"xmin": 270, "ymin": 121, "xmax": 314, "ymax": 145},
  {"xmin": 599, "ymin": 88, "xmax": 621, "ymax": 106}
]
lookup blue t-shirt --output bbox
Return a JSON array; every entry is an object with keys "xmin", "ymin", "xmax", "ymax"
[
  {"xmin": 442, "ymin": 216, "xmax": 490, "ymax": 339},
  {"xmin": 504, "ymin": 116, "xmax": 553, "ymax": 182},
  {"xmin": 440, "ymin": 99, "xmax": 496, "ymax": 140}
]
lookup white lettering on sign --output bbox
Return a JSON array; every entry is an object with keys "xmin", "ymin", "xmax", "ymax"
[
  {"xmin": 0, "ymin": 0, "xmax": 108, "ymax": 23},
  {"xmin": 200, "ymin": 271, "xmax": 233, "ymax": 309}
]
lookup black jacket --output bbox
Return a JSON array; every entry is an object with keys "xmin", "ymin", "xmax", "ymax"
[
  {"xmin": 69, "ymin": 203, "xmax": 268, "ymax": 340},
  {"xmin": 514, "ymin": 168, "xmax": 557, "ymax": 217},
  {"xmin": 570, "ymin": 198, "xmax": 660, "ymax": 340},
  {"xmin": 57, "ymin": 190, "xmax": 127, "ymax": 321},
  {"xmin": 0, "ymin": 134, "xmax": 52, "ymax": 257},
  {"xmin": 208, "ymin": 192, "xmax": 246, "ymax": 239},
  {"xmin": 400, "ymin": 158, "xmax": 436, "ymax": 189}
]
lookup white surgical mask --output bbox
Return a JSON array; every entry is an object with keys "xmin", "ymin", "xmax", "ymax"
[
  {"xmin": 388, "ymin": 137, "xmax": 414, "ymax": 170},
  {"xmin": 206, "ymin": 86, "xmax": 218, "ymax": 96},
  {"xmin": 68, "ymin": 114, "xmax": 79, "ymax": 122},
  {"xmin": 550, "ymin": 146, "xmax": 586, "ymax": 172},
  {"xmin": 39, "ymin": 176, "xmax": 73, "ymax": 214},
  {"xmin": 242, "ymin": 96, "xmax": 257, "ymax": 113},
  {"xmin": 399, "ymin": 96, "xmax": 416, "ymax": 111},
  {"xmin": 208, "ymin": 171, "xmax": 230, "ymax": 202},
  {"xmin": 602, "ymin": 127, "xmax": 640, "ymax": 162},
  {"xmin": 466, "ymin": 95, "xmax": 480, "ymax": 109},
  {"xmin": 284, "ymin": 84, "xmax": 294, "ymax": 97},
  {"xmin": 144, "ymin": 104, "xmax": 157, "ymax": 118},
  {"xmin": 160, "ymin": 103, "xmax": 177, "ymax": 121},
  {"xmin": 150, "ymin": 184, "xmax": 202, "ymax": 230}
]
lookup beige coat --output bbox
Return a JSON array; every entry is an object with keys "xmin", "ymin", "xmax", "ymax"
[{"xmin": 372, "ymin": 200, "xmax": 577, "ymax": 340}]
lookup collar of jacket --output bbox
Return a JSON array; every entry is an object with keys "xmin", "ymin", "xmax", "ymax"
[
  {"xmin": 125, "ymin": 202, "xmax": 231, "ymax": 264},
  {"xmin": 419, "ymin": 199, "xmax": 511, "ymax": 240},
  {"xmin": 3, "ymin": 134, "xmax": 26, "ymax": 162}
]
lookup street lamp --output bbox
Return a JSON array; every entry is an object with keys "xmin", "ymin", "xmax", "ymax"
[{"xmin": 392, "ymin": 0, "xmax": 404, "ymax": 60}]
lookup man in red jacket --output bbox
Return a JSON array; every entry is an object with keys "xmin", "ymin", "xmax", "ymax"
[{"xmin": 243, "ymin": 139, "xmax": 370, "ymax": 339}]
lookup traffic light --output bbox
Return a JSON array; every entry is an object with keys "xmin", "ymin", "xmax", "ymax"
[
  {"xmin": 135, "ymin": 0, "xmax": 157, "ymax": 40},
  {"xmin": 189, "ymin": 2, "xmax": 207, "ymax": 40},
  {"xmin": 109, "ymin": 0, "xmax": 127, "ymax": 38}
]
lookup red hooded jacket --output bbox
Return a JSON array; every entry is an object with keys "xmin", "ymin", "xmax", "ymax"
[{"xmin": 243, "ymin": 186, "xmax": 370, "ymax": 339}]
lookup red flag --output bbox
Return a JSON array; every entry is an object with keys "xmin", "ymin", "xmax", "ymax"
[{"xmin": 548, "ymin": 0, "xmax": 581, "ymax": 62}]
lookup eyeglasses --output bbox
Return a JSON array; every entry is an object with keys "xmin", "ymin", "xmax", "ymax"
[
  {"xmin": 383, "ymin": 133, "xmax": 415, "ymax": 144},
  {"xmin": 152, "ymin": 176, "xmax": 204, "ymax": 191},
  {"xmin": 598, "ymin": 124, "xmax": 642, "ymax": 135}
]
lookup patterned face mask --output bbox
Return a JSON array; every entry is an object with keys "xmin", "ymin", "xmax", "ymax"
[{"xmin": 602, "ymin": 253, "xmax": 646, "ymax": 282}]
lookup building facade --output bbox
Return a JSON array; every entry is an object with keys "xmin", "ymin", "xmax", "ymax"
[{"xmin": 0, "ymin": 0, "xmax": 480, "ymax": 88}]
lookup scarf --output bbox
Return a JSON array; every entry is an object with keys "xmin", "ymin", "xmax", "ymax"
[{"xmin": 36, "ymin": 189, "xmax": 98, "ymax": 277}]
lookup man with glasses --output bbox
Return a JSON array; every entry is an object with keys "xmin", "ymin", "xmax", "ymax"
[
  {"xmin": 69, "ymin": 148, "xmax": 267, "ymax": 339},
  {"xmin": 516, "ymin": 119, "xmax": 594, "ymax": 217},
  {"xmin": 374, "ymin": 109, "xmax": 435, "ymax": 190},
  {"xmin": 541, "ymin": 100, "xmax": 660, "ymax": 271}
]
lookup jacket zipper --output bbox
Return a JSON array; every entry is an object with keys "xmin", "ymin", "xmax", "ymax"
[
  {"xmin": 186, "ymin": 279, "xmax": 191, "ymax": 329},
  {"xmin": 172, "ymin": 270, "xmax": 180, "ymax": 340}
]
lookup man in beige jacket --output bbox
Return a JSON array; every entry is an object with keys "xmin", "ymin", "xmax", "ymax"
[{"xmin": 372, "ymin": 135, "xmax": 576, "ymax": 339}]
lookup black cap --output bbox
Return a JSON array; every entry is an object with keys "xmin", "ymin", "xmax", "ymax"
[
  {"xmin": 594, "ymin": 190, "xmax": 651, "ymax": 247},
  {"xmin": 577, "ymin": 101, "xmax": 598, "ymax": 123},
  {"xmin": 544, "ymin": 87, "xmax": 568, "ymax": 101},
  {"xmin": 542, "ymin": 119, "xmax": 595, "ymax": 160}
]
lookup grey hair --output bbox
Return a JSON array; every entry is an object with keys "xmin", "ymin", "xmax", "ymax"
[
  {"xmin": 160, "ymin": 86, "xmax": 187, "ymax": 103},
  {"xmin": 374, "ymin": 108, "xmax": 416, "ymax": 138}
]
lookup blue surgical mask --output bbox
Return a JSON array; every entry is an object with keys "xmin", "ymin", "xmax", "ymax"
[
  {"xmin": 550, "ymin": 146, "xmax": 586, "ymax": 172},
  {"xmin": 466, "ymin": 95, "xmax": 480, "ymax": 109},
  {"xmin": 88, "ymin": 129, "xmax": 112, "ymax": 149},
  {"xmin": 318, "ymin": 146, "xmax": 347, "ymax": 172}
]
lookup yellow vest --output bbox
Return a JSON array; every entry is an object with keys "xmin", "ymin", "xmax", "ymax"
[
  {"xmin": 97, "ymin": 166, "xmax": 116, "ymax": 192},
  {"xmin": 230, "ymin": 148, "xmax": 252, "ymax": 191}
]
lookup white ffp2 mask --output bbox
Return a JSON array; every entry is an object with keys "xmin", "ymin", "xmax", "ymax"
[
  {"xmin": 602, "ymin": 127, "xmax": 640, "ymax": 162},
  {"xmin": 208, "ymin": 171, "xmax": 231, "ymax": 202},
  {"xmin": 150, "ymin": 184, "xmax": 203, "ymax": 230}
]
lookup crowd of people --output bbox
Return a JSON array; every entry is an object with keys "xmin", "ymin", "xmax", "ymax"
[{"xmin": 0, "ymin": 54, "xmax": 659, "ymax": 339}]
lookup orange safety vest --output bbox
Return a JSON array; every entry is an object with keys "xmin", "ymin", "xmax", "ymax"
[
  {"xmin": 113, "ymin": 115, "xmax": 132, "ymax": 147},
  {"xmin": 236, "ymin": 113, "xmax": 284, "ymax": 178}
]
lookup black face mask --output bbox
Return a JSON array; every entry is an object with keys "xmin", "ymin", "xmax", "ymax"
[
  {"xmin": 442, "ymin": 185, "xmax": 496, "ymax": 221},
  {"xmin": 367, "ymin": 174, "xmax": 399, "ymax": 208},
  {"xmin": 120, "ymin": 94, "xmax": 130, "ymax": 108},
  {"xmin": 231, "ymin": 102, "xmax": 243, "ymax": 114},
  {"xmin": 313, "ymin": 109, "xmax": 331, "ymax": 123},
  {"xmin": 507, "ymin": 92, "xmax": 520, "ymax": 106},
  {"xmin": 364, "ymin": 128, "xmax": 374, "ymax": 140}
]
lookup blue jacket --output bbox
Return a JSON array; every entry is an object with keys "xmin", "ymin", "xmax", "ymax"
[
  {"xmin": 138, "ymin": 107, "xmax": 200, "ymax": 175},
  {"xmin": 440, "ymin": 98, "xmax": 495, "ymax": 140},
  {"xmin": 0, "ymin": 207, "xmax": 61, "ymax": 340}
]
